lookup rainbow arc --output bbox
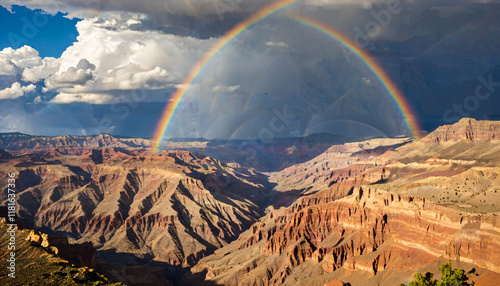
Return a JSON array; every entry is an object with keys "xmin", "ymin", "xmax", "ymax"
[{"xmin": 152, "ymin": 0, "xmax": 421, "ymax": 150}]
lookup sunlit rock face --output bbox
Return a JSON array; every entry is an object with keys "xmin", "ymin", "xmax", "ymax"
[{"xmin": 190, "ymin": 119, "xmax": 500, "ymax": 286}]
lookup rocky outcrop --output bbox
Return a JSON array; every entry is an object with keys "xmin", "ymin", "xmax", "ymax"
[
  {"xmin": 422, "ymin": 118, "xmax": 500, "ymax": 143},
  {"xmin": 25, "ymin": 229, "xmax": 98, "ymax": 269},
  {"xmin": 0, "ymin": 218, "xmax": 121, "ymax": 285}
]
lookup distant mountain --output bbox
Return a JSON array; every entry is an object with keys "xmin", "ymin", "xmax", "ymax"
[
  {"xmin": 0, "ymin": 132, "xmax": 365, "ymax": 172},
  {"xmin": 0, "ymin": 133, "xmax": 152, "ymax": 151}
]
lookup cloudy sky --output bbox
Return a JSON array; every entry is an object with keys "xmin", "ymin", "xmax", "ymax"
[{"xmin": 0, "ymin": 0, "xmax": 500, "ymax": 139}]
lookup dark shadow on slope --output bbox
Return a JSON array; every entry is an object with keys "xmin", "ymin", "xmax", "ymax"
[
  {"xmin": 181, "ymin": 269, "xmax": 219, "ymax": 286},
  {"xmin": 65, "ymin": 165, "xmax": 93, "ymax": 182},
  {"xmin": 97, "ymin": 249, "xmax": 218, "ymax": 286},
  {"xmin": 349, "ymin": 141, "xmax": 411, "ymax": 157}
]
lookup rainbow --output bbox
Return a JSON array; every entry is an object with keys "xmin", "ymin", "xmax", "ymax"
[
  {"xmin": 422, "ymin": 24, "xmax": 472, "ymax": 55},
  {"xmin": 66, "ymin": 9, "xmax": 105, "ymax": 19},
  {"xmin": 244, "ymin": 64, "xmax": 271, "ymax": 111},
  {"xmin": 152, "ymin": 1, "xmax": 422, "ymax": 149},
  {"xmin": 152, "ymin": 0, "xmax": 298, "ymax": 149},
  {"xmin": 65, "ymin": 0, "xmax": 114, "ymax": 19},
  {"xmin": 184, "ymin": 0, "xmax": 200, "ymax": 18},
  {"xmin": 304, "ymin": 118, "xmax": 389, "ymax": 138},
  {"xmin": 290, "ymin": 15, "xmax": 421, "ymax": 139}
]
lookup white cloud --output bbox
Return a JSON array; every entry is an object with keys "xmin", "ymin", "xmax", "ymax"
[
  {"xmin": 212, "ymin": 85, "xmax": 241, "ymax": 93},
  {"xmin": 0, "ymin": 16, "xmax": 215, "ymax": 103},
  {"xmin": 362, "ymin": 77, "xmax": 372, "ymax": 86},
  {"xmin": 42, "ymin": 18, "xmax": 214, "ymax": 104},
  {"xmin": 49, "ymin": 68, "xmax": 93, "ymax": 85},
  {"xmin": 0, "ymin": 46, "xmax": 41, "ymax": 76},
  {"xmin": 0, "ymin": 59, "xmax": 18, "ymax": 76},
  {"xmin": 0, "ymin": 14, "xmax": 220, "ymax": 104},
  {"xmin": 0, "ymin": 82, "xmax": 36, "ymax": 99},
  {"xmin": 23, "ymin": 57, "xmax": 61, "ymax": 82},
  {"xmin": 45, "ymin": 58, "xmax": 95, "ymax": 88},
  {"xmin": 49, "ymin": 92, "xmax": 113, "ymax": 104},
  {"xmin": 45, "ymin": 18, "xmax": 212, "ymax": 97},
  {"xmin": 125, "ymin": 66, "xmax": 174, "ymax": 89},
  {"xmin": 92, "ymin": 12, "xmax": 148, "ymax": 30}
]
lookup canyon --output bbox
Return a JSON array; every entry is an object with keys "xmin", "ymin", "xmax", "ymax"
[
  {"xmin": 1, "ymin": 118, "xmax": 499, "ymax": 285},
  {"xmin": 0, "ymin": 146, "xmax": 272, "ymax": 284}
]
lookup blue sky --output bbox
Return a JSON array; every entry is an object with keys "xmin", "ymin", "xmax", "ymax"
[{"xmin": 0, "ymin": 5, "xmax": 79, "ymax": 57}]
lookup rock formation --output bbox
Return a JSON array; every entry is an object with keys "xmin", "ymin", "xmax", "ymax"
[
  {"xmin": 192, "ymin": 187, "xmax": 500, "ymax": 285},
  {"xmin": 421, "ymin": 118, "xmax": 500, "ymax": 143}
]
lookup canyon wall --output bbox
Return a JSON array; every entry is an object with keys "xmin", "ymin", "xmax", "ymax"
[{"xmin": 193, "ymin": 187, "xmax": 500, "ymax": 285}]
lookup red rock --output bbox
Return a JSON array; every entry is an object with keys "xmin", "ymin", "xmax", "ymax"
[{"xmin": 422, "ymin": 118, "xmax": 500, "ymax": 143}]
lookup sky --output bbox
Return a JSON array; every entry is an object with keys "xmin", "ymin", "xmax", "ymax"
[{"xmin": 0, "ymin": 0, "xmax": 500, "ymax": 140}]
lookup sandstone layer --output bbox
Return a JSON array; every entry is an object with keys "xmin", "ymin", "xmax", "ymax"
[{"xmin": 192, "ymin": 186, "xmax": 500, "ymax": 285}]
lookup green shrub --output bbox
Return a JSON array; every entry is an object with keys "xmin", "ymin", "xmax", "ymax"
[{"xmin": 401, "ymin": 262, "xmax": 474, "ymax": 286}]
